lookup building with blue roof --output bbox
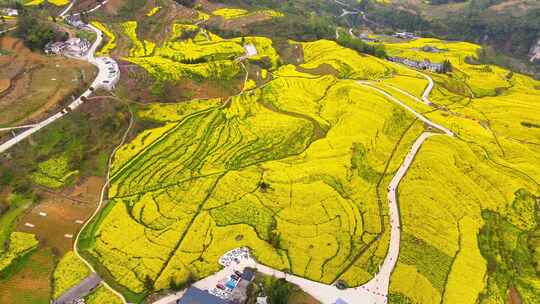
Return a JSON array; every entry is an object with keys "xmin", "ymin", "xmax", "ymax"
[{"xmin": 176, "ymin": 287, "xmax": 230, "ymax": 304}]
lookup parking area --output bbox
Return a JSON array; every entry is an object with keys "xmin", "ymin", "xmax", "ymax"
[{"xmin": 96, "ymin": 57, "xmax": 119, "ymax": 90}]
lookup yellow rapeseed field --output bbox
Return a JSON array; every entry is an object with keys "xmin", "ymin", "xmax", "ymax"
[
  {"xmin": 91, "ymin": 21, "xmax": 117, "ymax": 56},
  {"xmin": 77, "ymin": 21, "xmax": 540, "ymax": 303},
  {"xmin": 53, "ymin": 251, "xmax": 91, "ymax": 299},
  {"xmin": 0, "ymin": 232, "xmax": 38, "ymax": 272},
  {"xmin": 81, "ymin": 62, "xmax": 422, "ymax": 294}
]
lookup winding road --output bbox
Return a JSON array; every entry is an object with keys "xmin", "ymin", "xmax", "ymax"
[
  {"xmin": 153, "ymin": 71, "xmax": 453, "ymax": 304},
  {"xmin": 254, "ymin": 78, "xmax": 453, "ymax": 304},
  {"xmin": 1, "ymin": 1, "xmax": 124, "ymax": 302},
  {"xmin": 3, "ymin": 1, "xmax": 455, "ymax": 302},
  {"xmin": 0, "ymin": 21, "xmax": 119, "ymax": 154},
  {"xmin": 0, "ymin": 27, "xmax": 16, "ymax": 35}
]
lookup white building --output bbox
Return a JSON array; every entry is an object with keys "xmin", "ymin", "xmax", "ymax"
[
  {"xmin": 65, "ymin": 15, "xmax": 86, "ymax": 29},
  {"xmin": 393, "ymin": 32, "xmax": 416, "ymax": 39},
  {"xmin": 1, "ymin": 8, "xmax": 18, "ymax": 17},
  {"xmin": 45, "ymin": 38, "xmax": 91, "ymax": 57},
  {"xmin": 388, "ymin": 56, "xmax": 444, "ymax": 73}
]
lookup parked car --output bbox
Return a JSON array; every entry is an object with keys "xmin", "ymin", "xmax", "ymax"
[
  {"xmin": 216, "ymin": 284, "xmax": 225, "ymax": 290},
  {"xmin": 234, "ymin": 270, "xmax": 242, "ymax": 277}
]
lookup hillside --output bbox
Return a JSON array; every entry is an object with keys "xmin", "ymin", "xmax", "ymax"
[
  {"xmin": 0, "ymin": 1, "xmax": 538, "ymax": 304},
  {"xmin": 347, "ymin": 0, "xmax": 540, "ymax": 78}
]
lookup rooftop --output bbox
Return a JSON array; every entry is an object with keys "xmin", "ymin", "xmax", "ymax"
[{"xmin": 177, "ymin": 287, "xmax": 230, "ymax": 304}]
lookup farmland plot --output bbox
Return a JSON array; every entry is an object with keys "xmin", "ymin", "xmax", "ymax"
[
  {"xmin": 383, "ymin": 37, "xmax": 540, "ymax": 304},
  {"xmin": 80, "ymin": 62, "xmax": 422, "ymax": 297}
]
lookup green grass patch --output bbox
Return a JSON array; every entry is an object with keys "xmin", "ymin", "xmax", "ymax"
[
  {"xmin": 30, "ymin": 154, "xmax": 79, "ymax": 189},
  {"xmin": 399, "ymin": 233, "xmax": 453, "ymax": 292},
  {"xmin": 478, "ymin": 202, "xmax": 540, "ymax": 304},
  {"xmin": 0, "ymin": 194, "xmax": 32, "ymax": 254}
]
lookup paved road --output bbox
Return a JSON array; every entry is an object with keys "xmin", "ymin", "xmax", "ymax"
[
  {"xmin": 249, "ymin": 78, "xmax": 454, "ymax": 303},
  {"xmin": 53, "ymin": 273, "xmax": 102, "ymax": 304},
  {"xmin": 59, "ymin": 0, "xmax": 77, "ymax": 17},
  {"xmin": 153, "ymin": 73, "xmax": 454, "ymax": 304},
  {"xmin": 0, "ymin": 27, "xmax": 16, "ymax": 35},
  {"xmin": 358, "ymin": 81, "xmax": 454, "ymax": 136},
  {"xmin": 0, "ymin": 22, "xmax": 119, "ymax": 154},
  {"xmin": 63, "ymin": 0, "xmax": 112, "ymax": 17},
  {"xmin": 0, "ymin": 124, "xmax": 36, "ymax": 132}
]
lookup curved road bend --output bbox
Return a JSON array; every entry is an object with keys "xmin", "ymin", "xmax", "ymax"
[
  {"xmin": 0, "ymin": 27, "xmax": 16, "ymax": 35},
  {"xmin": 253, "ymin": 80, "xmax": 455, "ymax": 304},
  {"xmin": 153, "ymin": 77, "xmax": 454, "ymax": 304},
  {"xmin": 252, "ymin": 81, "xmax": 455, "ymax": 304},
  {"xmin": 0, "ymin": 24, "xmax": 119, "ymax": 154}
]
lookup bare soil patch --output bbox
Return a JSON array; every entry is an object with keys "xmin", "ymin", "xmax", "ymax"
[
  {"xmin": 219, "ymin": 12, "xmax": 275, "ymax": 32},
  {"xmin": 289, "ymin": 290, "xmax": 321, "ymax": 304},
  {"xmin": 0, "ymin": 79, "xmax": 9, "ymax": 94},
  {"xmin": 196, "ymin": 0, "xmax": 224, "ymax": 11},
  {"xmin": 0, "ymin": 247, "xmax": 55, "ymax": 304},
  {"xmin": 116, "ymin": 60, "xmax": 243, "ymax": 103},
  {"xmin": 0, "ymin": 36, "xmax": 96, "ymax": 128},
  {"xmin": 17, "ymin": 177, "xmax": 104, "ymax": 254},
  {"xmin": 103, "ymin": 0, "xmax": 127, "ymax": 15},
  {"xmin": 508, "ymin": 286, "xmax": 522, "ymax": 304}
]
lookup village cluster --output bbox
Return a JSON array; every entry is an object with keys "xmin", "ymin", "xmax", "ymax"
[{"xmin": 45, "ymin": 16, "xmax": 91, "ymax": 57}]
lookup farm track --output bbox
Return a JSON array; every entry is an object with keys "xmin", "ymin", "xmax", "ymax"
[
  {"xmin": 149, "ymin": 68, "xmax": 455, "ymax": 304},
  {"xmin": 55, "ymin": 2, "xmax": 456, "ymax": 302},
  {"xmin": 71, "ymin": 103, "xmax": 133, "ymax": 304}
]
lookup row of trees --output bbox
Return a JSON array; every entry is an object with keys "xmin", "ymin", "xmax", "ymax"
[{"xmin": 336, "ymin": 30, "xmax": 387, "ymax": 58}]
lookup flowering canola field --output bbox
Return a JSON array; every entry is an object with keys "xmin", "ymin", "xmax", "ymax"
[
  {"xmin": 78, "ymin": 20, "xmax": 540, "ymax": 304},
  {"xmin": 381, "ymin": 38, "xmax": 540, "ymax": 304},
  {"xmin": 80, "ymin": 39, "xmax": 423, "ymax": 299}
]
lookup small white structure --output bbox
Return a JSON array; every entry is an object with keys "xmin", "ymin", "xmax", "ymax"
[
  {"xmin": 98, "ymin": 56, "xmax": 120, "ymax": 91},
  {"xmin": 65, "ymin": 15, "xmax": 86, "ymax": 29},
  {"xmin": 64, "ymin": 234, "xmax": 73, "ymax": 239},
  {"xmin": 45, "ymin": 37, "xmax": 91, "ymax": 57},
  {"xmin": 24, "ymin": 223, "xmax": 35, "ymax": 228},
  {"xmin": 393, "ymin": 32, "xmax": 416, "ymax": 39},
  {"xmin": 39, "ymin": 212, "xmax": 47, "ymax": 217},
  {"xmin": 388, "ymin": 56, "xmax": 444, "ymax": 73},
  {"xmin": 257, "ymin": 296, "xmax": 268, "ymax": 304},
  {"xmin": 1, "ymin": 8, "xmax": 18, "ymax": 17},
  {"xmin": 244, "ymin": 44, "xmax": 258, "ymax": 57}
]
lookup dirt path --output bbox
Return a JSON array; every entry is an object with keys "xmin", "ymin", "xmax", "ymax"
[
  {"xmin": 151, "ymin": 68, "xmax": 455, "ymax": 304},
  {"xmin": 70, "ymin": 104, "xmax": 133, "ymax": 304}
]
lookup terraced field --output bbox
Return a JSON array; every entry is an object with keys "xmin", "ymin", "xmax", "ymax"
[
  {"xmin": 77, "ymin": 34, "xmax": 433, "ymax": 301},
  {"xmin": 74, "ymin": 18, "xmax": 540, "ymax": 304},
  {"xmin": 381, "ymin": 38, "xmax": 540, "ymax": 304}
]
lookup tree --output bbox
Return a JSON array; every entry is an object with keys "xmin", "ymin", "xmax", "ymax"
[
  {"xmin": 441, "ymin": 59, "xmax": 453, "ymax": 73},
  {"xmin": 266, "ymin": 278, "xmax": 293, "ymax": 304},
  {"xmin": 144, "ymin": 275, "xmax": 154, "ymax": 291},
  {"xmin": 169, "ymin": 272, "xmax": 195, "ymax": 291},
  {"xmin": 15, "ymin": 12, "xmax": 55, "ymax": 50},
  {"xmin": 268, "ymin": 230, "xmax": 281, "ymax": 249},
  {"xmin": 336, "ymin": 29, "xmax": 387, "ymax": 58},
  {"xmin": 267, "ymin": 220, "xmax": 281, "ymax": 249}
]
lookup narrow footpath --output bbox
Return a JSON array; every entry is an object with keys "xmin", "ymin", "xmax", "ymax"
[{"xmin": 153, "ymin": 73, "xmax": 454, "ymax": 304}]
